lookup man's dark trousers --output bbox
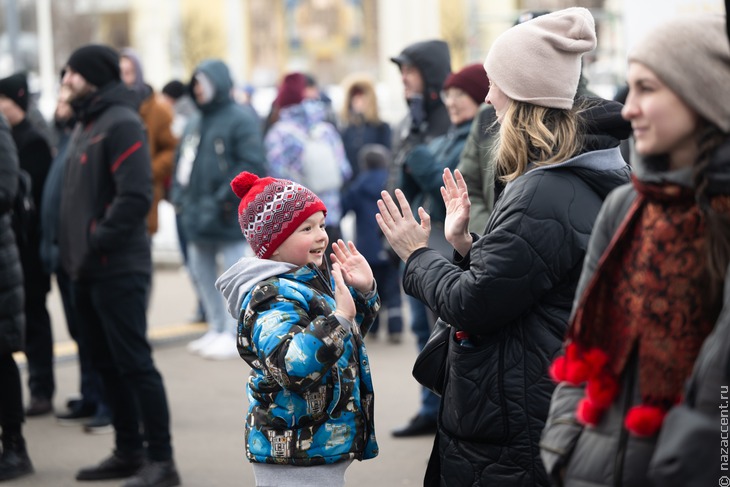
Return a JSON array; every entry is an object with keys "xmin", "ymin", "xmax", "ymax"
[{"xmin": 74, "ymin": 273, "xmax": 173, "ymax": 461}]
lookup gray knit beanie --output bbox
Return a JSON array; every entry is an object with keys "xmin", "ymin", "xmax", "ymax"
[
  {"xmin": 628, "ymin": 14, "xmax": 730, "ymax": 133},
  {"xmin": 484, "ymin": 7, "xmax": 596, "ymax": 110}
]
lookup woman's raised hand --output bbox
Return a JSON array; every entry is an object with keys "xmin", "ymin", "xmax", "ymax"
[
  {"xmin": 330, "ymin": 239, "xmax": 374, "ymax": 294},
  {"xmin": 375, "ymin": 189, "xmax": 430, "ymax": 262},
  {"xmin": 441, "ymin": 168, "xmax": 473, "ymax": 256}
]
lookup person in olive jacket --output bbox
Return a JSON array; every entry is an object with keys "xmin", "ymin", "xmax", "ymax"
[
  {"xmin": 0, "ymin": 115, "xmax": 34, "ymax": 482},
  {"xmin": 377, "ymin": 9, "xmax": 631, "ymax": 486}
]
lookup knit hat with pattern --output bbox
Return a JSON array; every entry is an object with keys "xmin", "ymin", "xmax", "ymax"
[
  {"xmin": 484, "ymin": 7, "xmax": 596, "ymax": 110},
  {"xmin": 231, "ymin": 172, "xmax": 327, "ymax": 259},
  {"xmin": 628, "ymin": 14, "xmax": 730, "ymax": 133}
]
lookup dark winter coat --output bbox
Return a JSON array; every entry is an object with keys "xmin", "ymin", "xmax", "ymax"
[
  {"xmin": 59, "ymin": 81, "xmax": 152, "ymax": 281},
  {"xmin": 39, "ymin": 125, "xmax": 72, "ymax": 274},
  {"xmin": 0, "ymin": 116, "xmax": 24, "ymax": 355},
  {"xmin": 11, "ymin": 117, "xmax": 53, "ymax": 294},
  {"xmin": 541, "ymin": 140, "xmax": 730, "ymax": 487},
  {"xmin": 401, "ymin": 120, "xmax": 472, "ymax": 224},
  {"xmin": 340, "ymin": 120, "xmax": 391, "ymax": 179},
  {"xmin": 403, "ymin": 102, "xmax": 631, "ymax": 486},
  {"xmin": 341, "ymin": 167, "xmax": 390, "ymax": 265},
  {"xmin": 171, "ymin": 59, "xmax": 267, "ymax": 243}
]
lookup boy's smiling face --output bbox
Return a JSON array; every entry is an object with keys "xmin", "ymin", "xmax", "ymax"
[{"xmin": 270, "ymin": 211, "xmax": 329, "ymax": 267}]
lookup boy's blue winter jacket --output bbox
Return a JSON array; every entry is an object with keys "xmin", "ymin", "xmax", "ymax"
[{"xmin": 217, "ymin": 259, "xmax": 380, "ymax": 466}]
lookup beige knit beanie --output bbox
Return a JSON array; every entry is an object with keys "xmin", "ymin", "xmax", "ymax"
[
  {"xmin": 484, "ymin": 7, "xmax": 596, "ymax": 110},
  {"xmin": 628, "ymin": 14, "xmax": 730, "ymax": 133}
]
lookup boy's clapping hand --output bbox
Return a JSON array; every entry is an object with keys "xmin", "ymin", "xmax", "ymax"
[{"xmin": 330, "ymin": 240, "xmax": 374, "ymax": 294}]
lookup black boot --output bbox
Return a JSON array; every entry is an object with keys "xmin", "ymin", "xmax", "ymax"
[
  {"xmin": 0, "ymin": 434, "xmax": 34, "ymax": 481},
  {"xmin": 76, "ymin": 450, "xmax": 145, "ymax": 481}
]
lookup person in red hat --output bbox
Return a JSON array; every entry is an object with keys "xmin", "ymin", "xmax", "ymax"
[
  {"xmin": 399, "ymin": 63, "xmax": 489, "ymax": 257},
  {"xmin": 215, "ymin": 171, "xmax": 380, "ymax": 487},
  {"xmin": 264, "ymin": 72, "xmax": 352, "ymax": 258}
]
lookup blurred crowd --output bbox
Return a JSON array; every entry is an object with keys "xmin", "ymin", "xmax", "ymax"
[{"xmin": 0, "ymin": 4, "xmax": 728, "ymax": 487}]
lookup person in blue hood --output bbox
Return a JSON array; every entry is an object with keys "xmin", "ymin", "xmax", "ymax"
[{"xmin": 171, "ymin": 59, "xmax": 267, "ymax": 361}]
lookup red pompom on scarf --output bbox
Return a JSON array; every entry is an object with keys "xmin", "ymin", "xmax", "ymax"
[
  {"xmin": 586, "ymin": 373, "xmax": 619, "ymax": 408},
  {"xmin": 624, "ymin": 404, "xmax": 667, "ymax": 437},
  {"xmin": 550, "ymin": 343, "xmax": 610, "ymax": 386},
  {"xmin": 576, "ymin": 398, "xmax": 603, "ymax": 426}
]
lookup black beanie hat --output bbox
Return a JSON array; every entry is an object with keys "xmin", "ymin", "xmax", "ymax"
[
  {"xmin": 162, "ymin": 80, "xmax": 186, "ymax": 100},
  {"xmin": 66, "ymin": 44, "xmax": 121, "ymax": 88},
  {"xmin": 0, "ymin": 73, "xmax": 29, "ymax": 111}
]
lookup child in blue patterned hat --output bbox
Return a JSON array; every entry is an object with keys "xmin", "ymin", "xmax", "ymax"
[{"xmin": 215, "ymin": 171, "xmax": 380, "ymax": 487}]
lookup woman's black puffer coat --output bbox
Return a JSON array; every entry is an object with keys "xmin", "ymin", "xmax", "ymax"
[
  {"xmin": 0, "ymin": 116, "xmax": 25, "ymax": 355},
  {"xmin": 403, "ymin": 101, "xmax": 631, "ymax": 486}
]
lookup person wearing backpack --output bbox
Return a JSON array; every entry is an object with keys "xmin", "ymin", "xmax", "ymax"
[
  {"xmin": 0, "ymin": 72, "xmax": 55, "ymax": 419},
  {"xmin": 265, "ymin": 72, "xmax": 352, "ymax": 255}
]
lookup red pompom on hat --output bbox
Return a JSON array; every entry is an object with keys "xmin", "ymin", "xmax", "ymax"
[{"xmin": 231, "ymin": 172, "xmax": 327, "ymax": 259}]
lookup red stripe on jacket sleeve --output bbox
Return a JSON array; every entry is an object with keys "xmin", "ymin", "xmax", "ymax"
[{"xmin": 111, "ymin": 141, "xmax": 143, "ymax": 173}]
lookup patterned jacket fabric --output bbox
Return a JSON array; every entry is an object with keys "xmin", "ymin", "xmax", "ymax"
[{"xmin": 218, "ymin": 259, "xmax": 380, "ymax": 466}]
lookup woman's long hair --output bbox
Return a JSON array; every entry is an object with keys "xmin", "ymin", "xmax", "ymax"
[
  {"xmin": 693, "ymin": 124, "xmax": 730, "ymax": 306},
  {"xmin": 340, "ymin": 74, "xmax": 382, "ymax": 127},
  {"xmin": 493, "ymin": 100, "xmax": 583, "ymax": 182}
]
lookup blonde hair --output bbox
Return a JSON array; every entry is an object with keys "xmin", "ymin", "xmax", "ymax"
[
  {"xmin": 494, "ymin": 100, "xmax": 583, "ymax": 182},
  {"xmin": 340, "ymin": 74, "xmax": 381, "ymax": 126}
]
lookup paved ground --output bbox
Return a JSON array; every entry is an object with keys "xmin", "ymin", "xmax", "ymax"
[{"xmin": 13, "ymin": 266, "xmax": 434, "ymax": 487}]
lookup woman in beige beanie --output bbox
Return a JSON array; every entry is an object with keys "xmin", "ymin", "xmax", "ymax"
[
  {"xmin": 376, "ymin": 7, "xmax": 631, "ymax": 486},
  {"xmin": 542, "ymin": 13, "xmax": 730, "ymax": 487}
]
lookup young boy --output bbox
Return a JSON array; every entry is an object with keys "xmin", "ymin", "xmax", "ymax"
[{"xmin": 216, "ymin": 171, "xmax": 380, "ymax": 487}]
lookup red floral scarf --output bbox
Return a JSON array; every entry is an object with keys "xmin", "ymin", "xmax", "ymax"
[{"xmin": 551, "ymin": 175, "xmax": 729, "ymax": 436}]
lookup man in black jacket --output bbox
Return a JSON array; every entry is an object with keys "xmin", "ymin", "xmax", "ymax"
[
  {"xmin": 389, "ymin": 39, "xmax": 451, "ymax": 438},
  {"xmin": 0, "ymin": 72, "xmax": 54, "ymax": 418},
  {"xmin": 59, "ymin": 44, "xmax": 180, "ymax": 487}
]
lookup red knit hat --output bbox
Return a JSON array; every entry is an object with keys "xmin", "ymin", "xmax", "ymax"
[
  {"xmin": 443, "ymin": 63, "xmax": 489, "ymax": 105},
  {"xmin": 231, "ymin": 172, "xmax": 327, "ymax": 259},
  {"xmin": 275, "ymin": 72, "xmax": 307, "ymax": 109}
]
